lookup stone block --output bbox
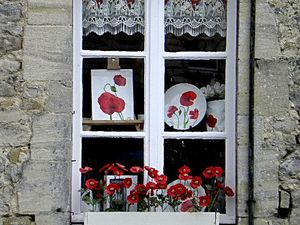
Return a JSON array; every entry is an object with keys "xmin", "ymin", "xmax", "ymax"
[
  {"xmin": 35, "ymin": 213, "xmax": 70, "ymax": 225},
  {"xmin": 2, "ymin": 216, "xmax": 33, "ymax": 225},
  {"xmin": 237, "ymin": 115, "xmax": 249, "ymax": 146},
  {"xmin": 28, "ymin": 7, "xmax": 72, "ymax": 26},
  {"xmin": 255, "ymin": 24, "xmax": 281, "ymax": 59},
  {"xmin": 28, "ymin": 0, "xmax": 72, "ymax": 8},
  {"xmin": 45, "ymin": 81, "xmax": 72, "ymax": 113},
  {"xmin": 0, "ymin": 2, "xmax": 23, "ymax": 22},
  {"xmin": 0, "ymin": 122, "xmax": 31, "ymax": 147},
  {"xmin": 0, "ymin": 58, "xmax": 21, "ymax": 75},
  {"xmin": 0, "ymin": 81, "xmax": 16, "ymax": 97},
  {"xmin": 0, "ymin": 110, "xmax": 27, "ymax": 123},
  {"xmin": 23, "ymin": 26, "xmax": 72, "ymax": 81},
  {"xmin": 31, "ymin": 140, "xmax": 71, "ymax": 161},
  {"xmin": 31, "ymin": 113, "xmax": 72, "ymax": 144},
  {"xmin": 254, "ymin": 60, "xmax": 290, "ymax": 116},
  {"xmin": 237, "ymin": 92, "xmax": 249, "ymax": 116},
  {"xmin": 18, "ymin": 161, "xmax": 70, "ymax": 213}
]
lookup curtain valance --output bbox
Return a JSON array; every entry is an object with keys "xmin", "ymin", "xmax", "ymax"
[{"xmin": 82, "ymin": 0, "xmax": 226, "ymax": 37}]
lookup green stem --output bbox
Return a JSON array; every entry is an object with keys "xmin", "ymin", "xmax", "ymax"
[{"xmin": 104, "ymin": 83, "xmax": 111, "ymax": 92}]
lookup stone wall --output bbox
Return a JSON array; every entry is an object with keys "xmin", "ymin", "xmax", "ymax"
[
  {"xmin": 0, "ymin": 0, "xmax": 72, "ymax": 224},
  {"xmin": 237, "ymin": 0, "xmax": 300, "ymax": 225}
]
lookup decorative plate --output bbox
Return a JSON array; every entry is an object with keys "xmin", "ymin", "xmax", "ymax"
[{"xmin": 164, "ymin": 83, "xmax": 207, "ymax": 130}]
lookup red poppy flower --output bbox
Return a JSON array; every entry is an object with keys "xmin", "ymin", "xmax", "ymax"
[
  {"xmin": 105, "ymin": 183, "xmax": 120, "ymax": 195},
  {"xmin": 179, "ymin": 173, "xmax": 192, "ymax": 181},
  {"xmin": 113, "ymin": 74, "xmax": 126, "ymax": 86},
  {"xmin": 178, "ymin": 165, "xmax": 191, "ymax": 174},
  {"xmin": 180, "ymin": 91, "xmax": 197, "ymax": 107},
  {"xmin": 214, "ymin": 166, "xmax": 223, "ymax": 178},
  {"xmin": 98, "ymin": 92, "xmax": 125, "ymax": 115},
  {"xmin": 134, "ymin": 184, "xmax": 148, "ymax": 195},
  {"xmin": 85, "ymin": 179, "xmax": 99, "ymax": 190},
  {"xmin": 154, "ymin": 174, "xmax": 168, "ymax": 184},
  {"xmin": 203, "ymin": 166, "xmax": 215, "ymax": 179},
  {"xmin": 123, "ymin": 178, "xmax": 132, "ymax": 188},
  {"xmin": 199, "ymin": 196, "xmax": 211, "ymax": 207},
  {"xmin": 98, "ymin": 163, "xmax": 111, "ymax": 173},
  {"xmin": 145, "ymin": 166, "xmax": 158, "ymax": 178},
  {"xmin": 167, "ymin": 105, "xmax": 178, "ymax": 118},
  {"xmin": 206, "ymin": 115, "xmax": 217, "ymax": 128},
  {"xmin": 104, "ymin": 164, "xmax": 115, "ymax": 174},
  {"xmin": 127, "ymin": 192, "xmax": 140, "ymax": 204},
  {"xmin": 112, "ymin": 167, "xmax": 124, "ymax": 176},
  {"xmin": 116, "ymin": 163, "xmax": 128, "ymax": 172},
  {"xmin": 190, "ymin": 176, "xmax": 202, "ymax": 189},
  {"xmin": 167, "ymin": 184, "xmax": 187, "ymax": 198},
  {"xmin": 130, "ymin": 166, "xmax": 144, "ymax": 173},
  {"xmin": 79, "ymin": 166, "xmax": 93, "ymax": 173},
  {"xmin": 146, "ymin": 182, "xmax": 157, "ymax": 190},
  {"xmin": 156, "ymin": 183, "xmax": 167, "ymax": 189},
  {"xmin": 224, "ymin": 186, "xmax": 234, "ymax": 197},
  {"xmin": 96, "ymin": 193, "xmax": 103, "ymax": 199},
  {"xmin": 189, "ymin": 108, "xmax": 199, "ymax": 120}
]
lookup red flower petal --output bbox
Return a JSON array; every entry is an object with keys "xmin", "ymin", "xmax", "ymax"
[
  {"xmin": 98, "ymin": 92, "xmax": 125, "ymax": 115},
  {"xmin": 113, "ymin": 74, "xmax": 126, "ymax": 86},
  {"xmin": 180, "ymin": 91, "xmax": 197, "ymax": 107},
  {"xmin": 206, "ymin": 115, "xmax": 217, "ymax": 128}
]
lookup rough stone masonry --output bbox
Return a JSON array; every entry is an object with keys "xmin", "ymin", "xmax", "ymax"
[{"xmin": 0, "ymin": 0, "xmax": 299, "ymax": 225}]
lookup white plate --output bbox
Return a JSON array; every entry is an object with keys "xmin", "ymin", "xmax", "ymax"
[{"xmin": 165, "ymin": 83, "xmax": 207, "ymax": 130}]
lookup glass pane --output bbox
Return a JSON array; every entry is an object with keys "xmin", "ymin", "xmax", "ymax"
[
  {"xmin": 82, "ymin": 0, "xmax": 144, "ymax": 51},
  {"xmin": 82, "ymin": 58, "xmax": 144, "ymax": 131},
  {"xmin": 83, "ymin": 32, "xmax": 144, "ymax": 51},
  {"xmin": 82, "ymin": 138, "xmax": 144, "ymax": 176},
  {"xmin": 164, "ymin": 139, "xmax": 226, "ymax": 212},
  {"xmin": 164, "ymin": 60, "xmax": 225, "ymax": 132},
  {"xmin": 164, "ymin": 0, "xmax": 227, "ymax": 52},
  {"xmin": 81, "ymin": 138, "xmax": 144, "ymax": 211}
]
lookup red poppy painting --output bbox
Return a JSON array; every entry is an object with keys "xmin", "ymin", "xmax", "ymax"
[
  {"xmin": 165, "ymin": 83, "xmax": 207, "ymax": 130},
  {"xmin": 91, "ymin": 69, "xmax": 134, "ymax": 120}
]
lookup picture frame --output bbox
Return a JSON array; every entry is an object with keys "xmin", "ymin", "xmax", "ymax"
[
  {"xmin": 104, "ymin": 175, "xmax": 138, "ymax": 212},
  {"xmin": 91, "ymin": 69, "xmax": 134, "ymax": 120}
]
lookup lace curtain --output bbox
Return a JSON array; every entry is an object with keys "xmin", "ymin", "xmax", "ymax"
[{"xmin": 82, "ymin": 0, "xmax": 227, "ymax": 37}]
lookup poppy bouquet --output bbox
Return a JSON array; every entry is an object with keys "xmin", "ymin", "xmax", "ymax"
[{"xmin": 79, "ymin": 163, "xmax": 234, "ymax": 212}]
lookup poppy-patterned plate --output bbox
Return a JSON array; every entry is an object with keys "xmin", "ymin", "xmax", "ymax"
[{"xmin": 164, "ymin": 83, "xmax": 207, "ymax": 130}]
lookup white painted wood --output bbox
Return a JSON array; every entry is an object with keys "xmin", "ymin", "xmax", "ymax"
[
  {"xmin": 81, "ymin": 50, "xmax": 146, "ymax": 58},
  {"xmin": 223, "ymin": 0, "xmax": 237, "ymax": 222},
  {"xmin": 72, "ymin": 0, "xmax": 83, "ymax": 215},
  {"xmin": 81, "ymin": 131, "xmax": 145, "ymax": 138},
  {"xmin": 162, "ymin": 132, "xmax": 226, "ymax": 139},
  {"xmin": 84, "ymin": 212, "xmax": 219, "ymax": 225},
  {"xmin": 163, "ymin": 52, "xmax": 227, "ymax": 59}
]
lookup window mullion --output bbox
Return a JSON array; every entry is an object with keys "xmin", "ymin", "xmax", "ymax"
[{"xmin": 148, "ymin": 0, "xmax": 165, "ymax": 172}]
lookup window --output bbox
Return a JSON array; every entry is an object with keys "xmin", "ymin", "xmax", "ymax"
[{"xmin": 72, "ymin": 0, "xmax": 236, "ymax": 223}]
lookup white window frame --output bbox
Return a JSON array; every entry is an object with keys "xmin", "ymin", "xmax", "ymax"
[{"xmin": 72, "ymin": 0, "xmax": 237, "ymax": 223}]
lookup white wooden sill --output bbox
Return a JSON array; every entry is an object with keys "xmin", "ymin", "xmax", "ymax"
[{"xmin": 84, "ymin": 212, "xmax": 219, "ymax": 225}]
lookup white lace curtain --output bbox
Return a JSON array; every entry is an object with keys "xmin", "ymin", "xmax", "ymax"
[{"xmin": 82, "ymin": 0, "xmax": 227, "ymax": 37}]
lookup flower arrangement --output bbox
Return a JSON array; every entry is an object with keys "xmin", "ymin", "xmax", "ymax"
[
  {"xmin": 79, "ymin": 163, "xmax": 234, "ymax": 213},
  {"xmin": 200, "ymin": 82, "xmax": 225, "ymax": 101}
]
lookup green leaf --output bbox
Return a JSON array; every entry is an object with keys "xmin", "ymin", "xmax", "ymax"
[{"xmin": 111, "ymin": 86, "xmax": 117, "ymax": 92}]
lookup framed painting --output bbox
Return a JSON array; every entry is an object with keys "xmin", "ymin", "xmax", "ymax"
[{"xmin": 91, "ymin": 69, "xmax": 134, "ymax": 120}]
